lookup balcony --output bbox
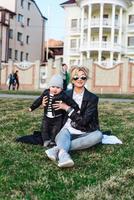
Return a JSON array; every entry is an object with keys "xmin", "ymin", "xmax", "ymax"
[
  {"xmin": 69, "ymin": 48, "xmax": 80, "ymax": 56},
  {"xmin": 80, "ymin": 41, "xmax": 123, "ymax": 52},
  {"xmin": 127, "ymin": 46, "xmax": 134, "ymax": 54},
  {"xmin": 90, "ymin": 18, "xmax": 100, "ymax": 27},
  {"xmin": 127, "ymin": 24, "xmax": 134, "ymax": 33},
  {"xmin": 0, "ymin": 12, "xmax": 10, "ymax": 26},
  {"xmin": 70, "ymin": 27, "xmax": 81, "ymax": 35},
  {"xmin": 83, "ymin": 18, "xmax": 119, "ymax": 28},
  {"xmin": 103, "ymin": 18, "xmax": 112, "ymax": 26}
]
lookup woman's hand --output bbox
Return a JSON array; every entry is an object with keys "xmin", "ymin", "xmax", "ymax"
[
  {"xmin": 52, "ymin": 101, "xmax": 70, "ymax": 111},
  {"xmin": 42, "ymin": 96, "xmax": 48, "ymax": 107}
]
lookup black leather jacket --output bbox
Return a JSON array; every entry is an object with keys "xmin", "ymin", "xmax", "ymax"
[
  {"xmin": 63, "ymin": 88, "xmax": 100, "ymax": 132},
  {"xmin": 30, "ymin": 89, "xmax": 79, "ymax": 117}
]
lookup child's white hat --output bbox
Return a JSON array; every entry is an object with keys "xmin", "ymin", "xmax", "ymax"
[{"xmin": 49, "ymin": 74, "xmax": 63, "ymax": 89}]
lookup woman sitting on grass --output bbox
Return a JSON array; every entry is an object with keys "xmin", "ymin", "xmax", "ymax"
[{"xmin": 44, "ymin": 66, "xmax": 103, "ymax": 168}]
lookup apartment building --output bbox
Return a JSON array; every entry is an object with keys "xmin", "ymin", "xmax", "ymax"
[
  {"xmin": 0, "ymin": 8, "xmax": 15, "ymax": 62},
  {"xmin": 61, "ymin": 0, "xmax": 134, "ymax": 67},
  {"xmin": 0, "ymin": 0, "xmax": 47, "ymax": 63}
]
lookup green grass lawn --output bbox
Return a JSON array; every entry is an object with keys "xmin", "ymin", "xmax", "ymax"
[{"xmin": 0, "ymin": 98, "xmax": 134, "ymax": 200}]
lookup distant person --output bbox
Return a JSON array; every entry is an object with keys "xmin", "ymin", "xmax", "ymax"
[
  {"xmin": 7, "ymin": 73, "xmax": 16, "ymax": 90},
  {"xmin": 13, "ymin": 70, "xmax": 19, "ymax": 90},
  {"xmin": 48, "ymin": 50, "xmax": 55, "ymax": 61},
  {"xmin": 29, "ymin": 74, "xmax": 79, "ymax": 147},
  {"xmin": 61, "ymin": 63, "xmax": 70, "ymax": 90}
]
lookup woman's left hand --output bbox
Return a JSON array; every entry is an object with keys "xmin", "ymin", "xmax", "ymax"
[{"xmin": 52, "ymin": 101, "xmax": 70, "ymax": 111}]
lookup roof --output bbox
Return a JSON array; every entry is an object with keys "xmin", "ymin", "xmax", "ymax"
[
  {"xmin": 60, "ymin": 0, "xmax": 76, "ymax": 6},
  {"xmin": 0, "ymin": 7, "xmax": 16, "ymax": 15},
  {"xmin": 45, "ymin": 39, "xmax": 63, "ymax": 48},
  {"xmin": 60, "ymin": 0, "xmax": 134, "ymax": 7},
  {"xmin": 30, "ymin": 0, "xmax": 47, "ymax": 20}
]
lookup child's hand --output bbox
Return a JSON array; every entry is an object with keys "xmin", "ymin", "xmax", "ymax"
[
  {"xmin": 42, "ymin": 96, "xmax": 48, "ymax": 107},
  {"xmin": 28, "ymin": 108, "xmax": 32, "ymax": 112}
]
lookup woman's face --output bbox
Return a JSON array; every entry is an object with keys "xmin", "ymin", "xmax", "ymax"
[{"xmin": 72, "ymin": 70, "xmax": 87, "ymax": 88}]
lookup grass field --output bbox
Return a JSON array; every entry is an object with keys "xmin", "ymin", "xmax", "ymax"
[{"xmin": 0, "ymin": 98, "xmax": 134, "ymax": 200}]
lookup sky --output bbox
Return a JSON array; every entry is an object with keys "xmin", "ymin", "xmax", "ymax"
[{"xmin": 36, "ymin": 0, "xmax": 65, "ymax": 41}]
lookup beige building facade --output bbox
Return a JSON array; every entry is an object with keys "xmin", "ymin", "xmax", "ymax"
[
  {"xmin": 61, "ymin": 0, "xmax": 134, "ymax": 68},
  {"xmin": 0, "ymin": 0, "xmax": 47, "ymax": 63},
  {"xmin": 0, "ymin": 8, "xmax": 15, "ymax": 63}
]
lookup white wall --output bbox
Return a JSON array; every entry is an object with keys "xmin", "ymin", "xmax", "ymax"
[
  {"xmin": 0, "ymin": 0, "xmax": 16, "ymax": 12},
  {"xmin": 8, "ymin": 0, "xmax": 45, "ymax": 62}
]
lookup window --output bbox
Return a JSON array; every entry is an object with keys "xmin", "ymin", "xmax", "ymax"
[
  {"xmin": 70, "ymin": 60, "xmax": 76, "ymax": 66},
  {"xmin": 114, "ymin": 36, "xmax": 118, "ymax": 43},
  {"xmin": 102, "ymin": 36, "xmax": 107, "ymax": 41},
  {"xmin": 26, "ymin": 35, "xmax": 29, "ymax": 44},
  {"xmin": 27, "ymin": 18, "xmax": 30, "ymax": 26},
  {"xmin": 9, "ymin": 29, "xmax": 13, "ymax": 39},
  {"xmin": 17, "ymin": 14, "xmax": 23, "ymax": 23},
  {"xmin": 71, "ymin": 19, "xmax": 77, "ymax": 28},
  {"xmin": 103, "ymin": 14, "xmax": 108, "ymax": 18},
  {"xmin": 8, "ymin": 48, "xmax": 12, "ymax": 59},
  {"xmin": 26, "ymin": 53, "xmax": 29, "ymax": 61},
  {"xmin": 70, "ymin": 39, "xmax": 77, "ymax": 48},
  {"xmin": 21, "ymin": 0, "xmax": 24, "ymax": 8},
  {"xmin": 28, "ymin": 2, "xmax": 31, "ymax": 10},
  {"xmin": 10, "ymin": 13, "xmax": 14, "ymax": 19},
  {"xmin": 17, "ymin": 32, "xmax": 23, "ymax": 42},
  {"xmin": 115, "ymin": 15, "xmax": 118, "ymax": 20},
  {"xmin": 15, "ymin": 50, "xmax": 18, "ymax": 60},
  {"xmin": 20, "ymin": 51, "xmax": 23, "ymax": 61},
  {"xmin": 128, "ymin": 36, "xmax": 134, "ymax": 46},
  {"xmin": 101, "ymin": 56, "xmax": 106, "ymax": 61},
  {"xmin": 129, "ymin": 15, "xmax": 134, "ymax": 24}
]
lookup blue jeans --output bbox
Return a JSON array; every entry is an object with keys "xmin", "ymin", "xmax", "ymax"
[{"xmin": 55, "ymin": 128, "xmax": 103, "ymax": 152}]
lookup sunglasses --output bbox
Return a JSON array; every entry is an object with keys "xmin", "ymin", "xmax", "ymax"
[{"xmin": 73, "ymin": 76, "xmax": 87, "ymax": 81}]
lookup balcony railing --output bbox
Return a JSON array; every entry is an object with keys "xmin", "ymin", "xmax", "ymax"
[
  {"xmin": 81, "ymin": 41, "xmax": 123, "ymax": 52},
  {"xmin": 103, "ymin": 18, "xmax": 112, "ymax": 26},
  {"xmin": 127, "ymin": 46, "xmax": 134, "ymax": 53},
  {"xmin": 83, "ymin": 18, "xmax": 119, "ymax": 28},
  {"xmin": 70, "ymin": 27, "xmax": 81, "ymax": 35},
  {"xmin": 69, "ymin": 48, "xmax": 80, "ymax": 55},
  {"xmin": 90, "ymin": 18, "xmax": 100, "ymax": 26},
  {"xmin": 127, "ymin": 24, "xmax": 134, "ymax": 32},
  {"xmin": 71, "ymin": 18, "xmax": 120, "ymax": 33}
]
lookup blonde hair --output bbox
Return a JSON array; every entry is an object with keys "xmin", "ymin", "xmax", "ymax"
[{"xmin": 70, "ymin": 66, "xmax": 89, "ymax": 82}]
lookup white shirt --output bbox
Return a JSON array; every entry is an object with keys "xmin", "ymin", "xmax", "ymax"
[
  {"xmin": 63, "ymin": 89, "xmax": 86, "ymax": 135},
  {"xmin": 46, "ymin": 94, "xmax": 54, "ymax": 118}
]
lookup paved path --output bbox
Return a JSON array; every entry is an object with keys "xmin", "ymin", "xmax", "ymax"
[
  {"xmin": 0, "ymin": 93, "xmax": 134, "ymax": 102},
  {"xmin": 99, "ymin": 98, "xmax": 134, "ymax": 102},
  {"xmin": 0, "ymin": 93, "xmax": 37, "ymax": 99}
]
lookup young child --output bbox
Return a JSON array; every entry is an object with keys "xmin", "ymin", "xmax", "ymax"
[{"xmin": 29, "ymin": 74, "xmax": 79, "ymax": 147}]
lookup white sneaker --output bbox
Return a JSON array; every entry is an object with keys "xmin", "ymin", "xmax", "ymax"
[
  {"xmin": 43, "ymin": 140, "xmax": 50, "ymax": 147},
  {"xmin": 45, "ymin": 146, "xmax": 59, "ymax": 161},
  {"xmin": 58, "ymin": 151, "xmax": 74, "ymax": 168}
]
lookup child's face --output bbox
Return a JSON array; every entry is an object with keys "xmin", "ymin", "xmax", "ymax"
[{"xmin": 49, "ymin": 86, "xmax": 62, "ymax": 95}]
